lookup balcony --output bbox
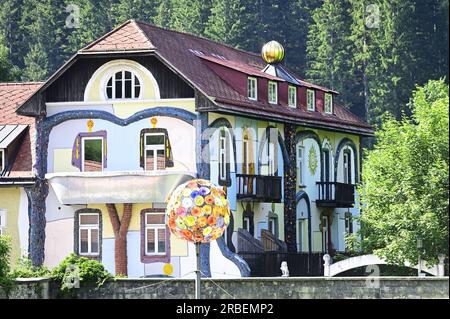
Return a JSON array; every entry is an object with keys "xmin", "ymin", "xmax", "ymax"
[
  {"xmin": 316, "ymin": 182, "xmax": 355, "ymax": 208},
  {"xmin": 236, "ymin": 174, "xmax": 282, "ymax": 203}
]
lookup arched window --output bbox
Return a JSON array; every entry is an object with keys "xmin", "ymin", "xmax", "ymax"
[{"xmin": 106, "ymin": 70, "xmax": 141, "ymax": 99}]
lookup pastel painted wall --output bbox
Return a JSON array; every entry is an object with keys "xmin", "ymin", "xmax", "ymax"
[
  {"xmin": 0, "ymin": 187, "xmax": 28, "ymax": 266},
  {"xmin": 48, "ymin": 116, "xmax": 196, "ymax": 174},
  {"xmin": 295, "ymin": 128, "xmax": 361, "ymax": 252}
]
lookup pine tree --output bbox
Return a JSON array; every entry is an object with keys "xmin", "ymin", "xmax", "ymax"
[
  {"xmin": 0, "ymin": 34, "xmax": 12, "ymax": 81},
  {"xmin": 306, "ymin": 0, "xmax": 358, "ymax": 112},
  {"xmin": 111, "ymin": 0, "xmax": 160, "ymax": 26},
  {"xmin": 204, "ymin": 0, "xmax": 244, "ymax": 45},
  {"xmin": 22, "ymin": 42, "xmax": 49, "ymax": 81},
  {"xmin": 155, "ymin": 0, "xmax": 173, "ymax": 28},
  {"xmin": 169, "ymin": 0, "xmax": 212, "ymax": 36}
]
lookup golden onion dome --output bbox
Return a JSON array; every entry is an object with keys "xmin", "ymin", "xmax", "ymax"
[{"xmin": 261, "ymin": 40, "xmax": 285, "ymax": 64}]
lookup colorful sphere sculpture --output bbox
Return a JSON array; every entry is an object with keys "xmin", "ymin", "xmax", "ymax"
[
  {"xmin": 261, "ymin": 40, "xmax": 285, "ymax": 64},
  {"xmin": 166, "ymin": 179, "xmax": 231, "ymax": 244}
]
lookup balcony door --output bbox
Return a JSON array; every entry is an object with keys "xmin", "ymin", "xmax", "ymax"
[
  {"xmin": 268, "ymin": 142, "xmax": 276, "ymax": 176},
  {"xmin": 343, "ymin": 150, "xmax": 352, "ymax": 184}
]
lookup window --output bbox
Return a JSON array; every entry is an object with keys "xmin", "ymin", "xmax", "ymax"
[
  {"xmin": 82, "ymin": 137, "xmax": 104, "ymax": 172},
  {"xmin": 78, "ymin": 213, "xmax": 100, "ymax": 256},
  {"xmin": 297, "ymin": 146, "xmax": 305, "ymax": 186},
  {"xmin": 0, "ymin": 209, "xmax": 6, "ymax": 236},
  {"xmin": 268, "ymin": 217, "xmax": 276, "ymax": 235},
  {"xmin": 247, "ymin": 77, "xmax": 257, "ymax": 100},
  {"xmin": 219, "ymin": 129, "xmax": 227, "ymax": 181},
  {"xmin": 307, "ymin": 89, "xmax": 315, "ymax": 111},
  {"xmin": 144, "ymin": 133, "xmax": 166, "ymax": 171},
  {"xmin": 288, "ymin": 86, "xmax": 297, "ymax": 108},
  {"xmin": 322, "ymin": 216, "xmax": 329, "ymax": 253},
  {"xmin": 325, "ymin": 93, "xmax": 333, "ymax": 114},
  {"xmin": 296, "ymin": 219, "xmax": 304, "ymax": 252},
  {"xmin": 145, "ymin": 211, "xmax": 166, "ymax": 255},
  {"xmin": 345, "ymin": 214, "xmax": 353, "ymax": 234},
  {"xmin": 343, "ymin": 150, "xmax": 352, "ymax": 184},
  {"xmin": 268, "ymin": 142, "xmax": 276, "ymax": 176},
  {"xmin": 242, "ymin": 135, "xmax": 249, "ymax": 174},
  {"xmin": 106, "ymin": 70, "xmax": 141, "ymax": 99},
  {"xmin": 323, "ymin": 149, "xmax": 331, "ymax": 182},
  {"xmin": 0, "ymin": 149, "xmax": 4, "ymax": 172},
  {"xmin": 243, "ymin": 217, "xmax": 250, "ymax": 233},
  {"xmin": 268, "ymin": 81, "xmax": 278, "ymax": 104}
]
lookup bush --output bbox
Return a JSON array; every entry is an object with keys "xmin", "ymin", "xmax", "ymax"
[
  {"xmin": 51, "ymin": 254, "xmax": 112, "ymax": 292},
  {"xmin": 10, "ymin": 257, "xmax": 51, "ymax": 279},
  {"xmin": 0, "ymin": 236, "xmax": 13, "ymax": 291}
]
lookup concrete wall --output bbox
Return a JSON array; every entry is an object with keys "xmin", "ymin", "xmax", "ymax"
[{"xmin": 2, "ymin": 277, "xmax": 448, "ymax": 299}]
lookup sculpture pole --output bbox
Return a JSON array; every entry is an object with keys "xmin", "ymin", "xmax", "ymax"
[{"xmin": 195, "ymin": 242, "xmax": 201, "ymax": 299}]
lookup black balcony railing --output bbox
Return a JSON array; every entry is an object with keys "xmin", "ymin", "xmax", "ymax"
[
  {"xmin": 236, "ymin": 174, "xmax": 282, "ymax": 202},
  {"xmin": 316, "ymin": 182, "xmax": 355, "ymax": 208}
]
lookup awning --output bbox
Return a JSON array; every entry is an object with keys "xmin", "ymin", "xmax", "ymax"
[
  {"xmin": 0, "ymin": 125, "xmax": 28, "ymax": 148},
  {"xmin": 46, "ymin": 171, "xmax": 196, "ymax": 205}
]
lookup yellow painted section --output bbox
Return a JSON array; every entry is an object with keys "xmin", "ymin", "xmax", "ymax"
[
  {"xmin": 0, "ymin": 188, "xmax": 21, "ymax": 266},
  {"xmin": 208, "ymin": 113, "xmax": 236, "ymax": 128},
  {"xmin": 170, "ymin": 234, "xmax": 188, "ymax": 257},
  {"xmin": 234, "ymin": 206, "xmax": 244, "ymax": 231},
  {"xmin": 113, "ymin": 99, "xmax": 196, "ymax": 119},
  {"xmin": 86, "ymin": 63, "xmax": 158, "ymax": 101},
  {"xmin": 53, "ymin": 149, "xmax": 79, "ymax": 173}
]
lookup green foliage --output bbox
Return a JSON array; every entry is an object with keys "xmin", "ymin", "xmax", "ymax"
[
  {"xmin": 355, "ymin": 79, "xmax": 449, "ymax": 266},
  {"xmin": 10, "ymin": 257, "xmax": 51, "ymax": 279},
  {"xmin": 51, "ymin": 253, "xmax": 112, "ymax": 291},
  {"xmin": 0, "ymin": 34, "xmax": 11, "ymax": 81},
  {"xmin": 22, "ymin": 42, "xmax": 49, "ymax": 81},
  {"xmin": 0, "ymin": 236, "xmax": 13, "ymax": 291}
]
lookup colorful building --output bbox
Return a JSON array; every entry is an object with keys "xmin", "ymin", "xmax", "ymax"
[{"xmin": 1, "ymin": 20, "xmax": 373, "ymax": 277}]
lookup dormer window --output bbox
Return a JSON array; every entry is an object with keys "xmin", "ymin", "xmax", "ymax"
[
  {"xmin": 106, "ymin": 70, "xmax": 141, "ymax": 99},
  {"xmin": 268, "ymin": 81, "xmax": 278, "ymax": 104},
  {"xmin": 247, "ymin": 77, "xmax": 257, "ymax": 100},
  {"xmin": 307, "ymin": 89, "xmax": 315, "ymax": 111},
  {"xmin": 325, "ymin": 93, "xmax": 333, "ymax": 114},
  {"xmin": 0, "ymin": 149, "xmax": 4, "ymax": 172},
  {"xmin": 288, "ymin": 86, "xmax": 297, "ymax": 108}
]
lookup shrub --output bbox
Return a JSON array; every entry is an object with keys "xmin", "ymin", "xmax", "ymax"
[
  {"xmin": 51, "ymin": 253, "xmax": 112, "ymax": 291},
  {"xmin": 0, "ymin": 236, "xmax": 13, "ymax": 291},
  {"xmin": 10, "ymin": 257, "xmax": 51, "ymax": 279}
]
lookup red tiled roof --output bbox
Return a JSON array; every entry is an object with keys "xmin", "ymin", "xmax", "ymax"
[
  {"xmin": 19, "ymin": 20, "xmax": 373, "ymax": 135},
  {"xmin": 198, "ymin": 54, "xmax": 285, "ymax": 82},
  {"xmin": 81, "ymin": 20, "xmax": 155, "ymax": 52},
  {"xmin": 0, "ymin": 82, "xmax": 42, "ymax": 177}
]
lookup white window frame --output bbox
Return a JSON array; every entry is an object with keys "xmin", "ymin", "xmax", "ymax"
[
  {"xmin": 268, "ymin": 81, "xmax": 278, "ymax": 104},
  {"xmin": 268, "ymin": 217, "xmax": 276, "ymax": 235},
  {"xmin": 144, "ymin": 133, "xmax": 166, "ymax": 171},
  {"xmin": 242, "ymin": 137, "xmax": 250, "ymax": 174},
  {"xmin": 0, "ymin": 149, "xmax": 5, "ymax": 173},
  {"xmin": 297, "ymin": 145, "xmax": 305, "ymax": 186},
  {"xmin": 247, "ymin": 77, "xmax": 257, "ymax": 101},
  {"xmin": 345, "ymin": 215, "xmax": 353, "ymax": 234},
  {"xmin": 106, "ymin": 70, "xmax": 142, "ymax": 100},
  {"xmin": 81, "ymin": 137, "xmax": 104, "ymax": 172},
  {"xmin": 307, "ymin": 89, "xmax": 315, "ymax": 111},
  {"xmin": 296, "ymin": 219, "xmax": 304, "ymax": 252},
  {"xmin": 219, "ymin": 130, "xmax": 227, "ymax": 180},
  {"xmin": 145, "ymin": 212, "xmax": 166, "ymax": 256},
  {"xmin": 243, "ymin": 217, "xmax": 250, "ymax": 233},
  {"xmin": 325, "ymin": 93, "xmax": 333, "ymax": 114},
  {"xmin": 288, "ymin": 86, "xmax": 297, "ymax": 108},
  {"xmin": 268, "ymin": 142, "xmax": 276, "ymax": 176},
  {"xmin": 343, "ymin": 150, "xmax": 351, "ymax": 184},
  {"xmin": 78, "ymin": 213, "xmax": 100, "ymax": 256},
  {"xmin": 322, "ymin": 216, "xmax": 329, "ymax": 253},
  {"xmin": 0, "ymin": 209, "xmax": 6, "ymax": 236}
]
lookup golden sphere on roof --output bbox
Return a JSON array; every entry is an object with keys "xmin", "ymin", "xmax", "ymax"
[{"xmin": 261, "ymin": 41, "xmax": 285, "ymax": 64}]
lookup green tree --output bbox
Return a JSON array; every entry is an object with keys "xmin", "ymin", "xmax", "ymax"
[
  {"xmin": 22, "ymin": 42, "xmax": 49, "ymax": 81},
  {"xmin": 169, "ymin": 0, "xmax": 212, "ymax": 36},
  {"xmin": 0, "ymin": 35, "xmax": 12, "ymax": 81},
  {"xmin": 355, "ymin": 79, "xmax": 449, "ymax": 266}
]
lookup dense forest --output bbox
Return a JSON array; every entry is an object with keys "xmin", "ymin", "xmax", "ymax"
[{"xmin": 0, "ymin": 0, "xmax": 448, "ymax": 125}]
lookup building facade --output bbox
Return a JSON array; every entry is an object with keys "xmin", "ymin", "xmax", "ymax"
[{"xmin": 1, "ymin": 20, "xmax": 373, "ymax": 278}]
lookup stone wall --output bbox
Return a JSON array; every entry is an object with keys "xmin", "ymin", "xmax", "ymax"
[{"xmin": 1, "ymin": 277, "xmax": 448, "ymax": 299}]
